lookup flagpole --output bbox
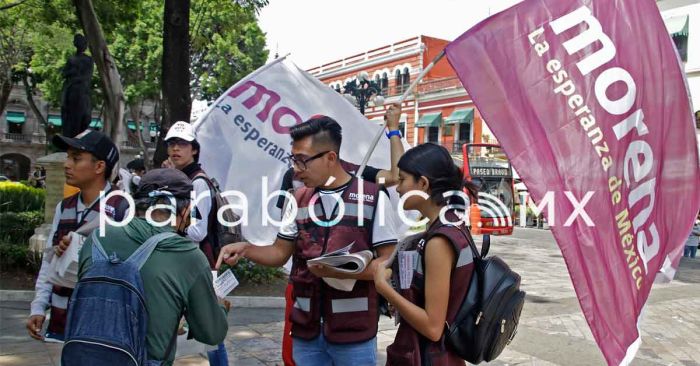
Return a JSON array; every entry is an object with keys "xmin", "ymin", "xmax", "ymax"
[{"xmin": 355, "ymin": 50, "xmax": 446, "ymax": 179}]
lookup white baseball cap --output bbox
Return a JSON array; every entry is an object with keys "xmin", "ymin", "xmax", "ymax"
[{"xmin": 164, "ymin": 121, "xmax": 196, "ymax": 142}]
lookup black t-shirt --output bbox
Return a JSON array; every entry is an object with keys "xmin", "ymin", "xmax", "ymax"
[{"xmin": 275, "ymin": 161, "xmax": 381, "ymax": 210}]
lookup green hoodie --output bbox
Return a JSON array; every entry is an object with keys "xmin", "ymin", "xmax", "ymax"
[{"xmin": 78, "ymin": 218, "xmax": 228, "ymax": 365}]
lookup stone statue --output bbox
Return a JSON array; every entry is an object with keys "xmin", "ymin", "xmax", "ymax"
[{"xmin": 60, "ymin": 34, "xmax": 93, "ymax": 138}]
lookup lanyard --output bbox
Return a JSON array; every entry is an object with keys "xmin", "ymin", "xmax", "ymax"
[{"xmin": 75, "ymin": 186, "xmax": 112, "ymax": 227}]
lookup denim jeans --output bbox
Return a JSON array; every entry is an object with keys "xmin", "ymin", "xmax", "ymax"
[
  {"xmin": 684, "ymin": 246, "xmax": 698, "ymax": 258},
  {"xmin": 207, "ymin": 342, "xmax": 228, "ymax": 366},
  {"xmin": 293, "ymin": 333, "xmax": 376, "ymax": 366}
]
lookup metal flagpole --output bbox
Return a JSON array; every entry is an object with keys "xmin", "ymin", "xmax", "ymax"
[{"xmin": 355, "ymin": 50, "xmax": 446, "ymax": 179}]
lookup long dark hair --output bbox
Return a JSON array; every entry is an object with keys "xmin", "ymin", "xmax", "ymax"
[{"xmin": 397, "ymin": 143, "xmax": 478, "ymax": 206}]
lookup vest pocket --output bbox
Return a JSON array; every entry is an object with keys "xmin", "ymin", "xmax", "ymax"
[{"xmin": 386, "ymin": 342, "xmax": 420, "ymax": 366}]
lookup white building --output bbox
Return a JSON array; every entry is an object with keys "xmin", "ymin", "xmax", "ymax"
[{"xmin": 658, "ymin": 0, "xmax": 700, "ymax": 114}]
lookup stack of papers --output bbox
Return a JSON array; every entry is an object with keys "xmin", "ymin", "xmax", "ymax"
[
  {"xmin": 47, "ymin": 232, "xmax": 84, "ymax": 288},
  {"xmin": 307, "ymin": 242, "xmax": 374, "ymax": 292}
]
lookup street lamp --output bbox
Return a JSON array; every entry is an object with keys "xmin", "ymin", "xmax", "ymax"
[{"xmin": 342, "ymin": 71, "xmax": 384, "ymax": 115}]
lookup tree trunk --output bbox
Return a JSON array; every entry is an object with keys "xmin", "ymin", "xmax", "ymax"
[
  {"xmin": 21, "ymin": 73, "xmax": 47, "ymax": 129},
  {"xmin": 0, "ymin": 78, "xmax": 11, "ymax": 116},
  {"xmin": 73, "ymin": 0, "xmax": 126, "ymax": 157},
  {"xmin": 130, "ymin": 101, "xmax": 151, "ymax": 170},
  {"xmin": 156, "ymin": 0, "xmax": 191, "ymax": 167}
]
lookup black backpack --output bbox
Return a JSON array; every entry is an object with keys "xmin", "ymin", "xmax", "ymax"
[
  {"xmin": 193, "ymin": 174, "xmax": 243, "ymax": 255},
  {"xmin": 445, "ymin": 230, "xmax": 525, "ymax": 364}
]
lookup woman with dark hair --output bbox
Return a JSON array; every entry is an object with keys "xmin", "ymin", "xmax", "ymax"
[{"xmin": 374, "ymin": 143, "xmax": 478, "ymax": 366}]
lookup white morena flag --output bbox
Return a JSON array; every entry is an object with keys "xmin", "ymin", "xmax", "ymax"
[{"xmin": 193, "ymin": 57, "xmax": 411, "ymax": 245}]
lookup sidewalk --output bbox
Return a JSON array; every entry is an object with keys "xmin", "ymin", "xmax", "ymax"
[{"xmin": 2, "ymin": 228, "xmax": 700, "ymax": 365}]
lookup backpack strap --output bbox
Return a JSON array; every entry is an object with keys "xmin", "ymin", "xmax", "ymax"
[
  {"xmin": 90, "ymin": 231, "xmax": 110, "ymax": 262},
  {"xmin": 124, "ymin": 232, "xmax": 178, "ymax": 270}
]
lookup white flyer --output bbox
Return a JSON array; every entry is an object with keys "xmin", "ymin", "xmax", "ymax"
[
  {"xmin": 213, "ymin": 269, "xmax": 239, "ymax": 298},
  {"xmin": 399, "ymin": 251, "xmax": 418, "ymax": 289}
]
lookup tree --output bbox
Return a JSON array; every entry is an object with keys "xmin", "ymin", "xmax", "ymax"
[
  {"xmin": 72, "ymin": 0, "xmax": 127, "ymax": 146},
  {"xmin": 190, "ymin": 0, "xmax": 268, "ymax": 100},
  {"xmin": 155, "ymin": 0, "xmax": 191, "ymax": 167},
  {"xmin": 111, "ymin": 0, "xmax": 163, "ymax": 168},
  {"xmin": 154, "ymin": 0, "xmax": 269, "ymax": 166},
  {"xmin": 0, "ymin": 5, "xmax": 31, "ymax": 114}
]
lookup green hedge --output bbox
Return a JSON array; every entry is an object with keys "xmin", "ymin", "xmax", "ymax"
[
  {"xmin": 0, "ymin": 182, "xmax": 45, "ymax": 213},
  {"xmin": 0, "ymin": 242, "xmax": 42, "ymax": 271},
  {"xmin": 0, "ymin": 211, "xmax": 44, "ymax": 244},
  {"xmin": 221, "ymin": 258, "xmax": 285, "ymax": 285}
]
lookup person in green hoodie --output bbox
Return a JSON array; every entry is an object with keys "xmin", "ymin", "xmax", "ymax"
[{"xmin": 77, "ymin": 168, "xmax": 229, "ymax": 365}]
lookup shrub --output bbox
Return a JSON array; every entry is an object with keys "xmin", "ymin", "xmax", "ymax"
[
  {"xmin": 221, "ymin": 258, "xmax": 285, "ymax": 285},
  {"xmin": 0, "ymin": 182, "xmax": 45, "ymax": 213},
  {"xmin": 0, "ymin": 211, "xmax": 44, "ymax": 244},
  {"xmin": 0, "ymin": 242, "xmax": 42, "ymax": 272}
]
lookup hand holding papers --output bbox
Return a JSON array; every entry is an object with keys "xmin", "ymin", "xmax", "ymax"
[
  {"xmin": 212, "ymin": 269, "xmax": 239, "ymax": 299},
  {"xmin": 307, "ymin": 242, "xmax": 374, "ymax": 292},
  {"xmin": 48, "ymin": 232, "xmax": 85, "ymax": 288}
]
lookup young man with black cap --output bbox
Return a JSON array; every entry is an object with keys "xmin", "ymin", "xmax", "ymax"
[
  {"xmin": 26, "ymin": 129, "xmax": 129, "ymax": 343},
  {"xmin": 70, "ymin": 168, "xmax": 229, "ymax": 365}
]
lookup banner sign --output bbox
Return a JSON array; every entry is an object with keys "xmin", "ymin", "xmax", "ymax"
[
  {"xmin": 445, "ymin": 0, "xmax": 700, "ymax": 364},
  {"xmin": 193, "ymin": 59, "xmax": 409, "ymax": 245}
]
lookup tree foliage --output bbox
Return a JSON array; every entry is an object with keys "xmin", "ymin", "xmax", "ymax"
[
  {"xmin": 190, "ymin": 0, "xmax": 268, "ymax": 100},
  {"xmin": 2, "ymin": 0, "xmax": 268, "ymax": 166}
]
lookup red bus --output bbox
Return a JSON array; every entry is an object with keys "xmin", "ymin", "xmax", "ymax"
[{"xmin": 462, "ymin": 143, "xmax": 515, "ymax": 237}]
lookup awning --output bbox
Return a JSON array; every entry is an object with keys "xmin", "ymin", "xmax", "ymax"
[
  {"xmin": 415, "ymin": 112, "xmax": 442, "ymax": 127},
  {"xmin": 127, "ymin": 120, "xmax": 145, "ymax": 131},
  {"xmin": 6, "ymin": 111, "xmax": 25, "ymax": 124},
  {"xmin": 444, "ymin": 108, "xmax": 474, "ymax": 125},
  {"xmin": 89, "ymin": 118, "xmax": 103, "ymax": 129},
  {"xmin": 664, "ymin": 15, "xmax": 689, "ymax": 38},
  {"xmin": 48, "ymin": 115, "xmax": 62, "ymax": 127}
]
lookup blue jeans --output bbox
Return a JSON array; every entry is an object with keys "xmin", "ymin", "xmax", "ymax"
[
  {"xmin": 207, "ymin": 342, "xmax": 228, "ymax": 366},
  {"xmin": 684, "ymin": 246, "xmax": 698, "ymax": 258},
  {"xmin": 293, "ymin": 333, "xmax": 376, "ymax": 366}
]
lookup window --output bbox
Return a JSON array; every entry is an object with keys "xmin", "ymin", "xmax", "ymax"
[
  {"xmin": 458, "ymin": 123, "xmax": 471, "ymax": 142},
  {"xmin": 673, "ymin": 35, "xmax": 688, "ymax": 62},
  {"xmin": 402, "ymin": 67, "xmax": 410, "ymax": 89},
  {"xmin": 428, "ymin": 126, "xmax": 439, "ymax": 143},
  {"xmin": 395, "ymin": 70, "xmax": 403, "ymax": 94},
  {"xmin": 7, "ymin": 122, "xmax": 22, "ymax": 134},
  {"xmin": 381, "ymin": 73, "xmax": 389, "ymax": 95}
]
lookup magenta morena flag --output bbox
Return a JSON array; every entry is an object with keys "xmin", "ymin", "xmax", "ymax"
[{"xmin": 445, "ymin": 0, "xmax": 700, "ymax": 364}]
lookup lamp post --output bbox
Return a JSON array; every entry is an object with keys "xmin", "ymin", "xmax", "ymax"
[{"xmin": 342, "ymin": 71, "xmax": 384, "ymax": 115}]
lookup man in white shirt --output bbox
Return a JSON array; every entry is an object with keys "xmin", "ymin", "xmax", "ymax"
[{"xmin": 217, "ymin": 116, "xmax": 397, "ymax": 365}]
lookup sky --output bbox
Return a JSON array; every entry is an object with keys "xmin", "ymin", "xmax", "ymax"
[{"xmin": 257, "ymin": 0, "xmax": 523, "ymax": 70}]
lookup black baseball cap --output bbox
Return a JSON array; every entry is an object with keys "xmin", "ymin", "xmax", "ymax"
[
  {"xmin": 133, "ymin": 168, "xmax": 193, "ymax": 200},
  {"xmin": 53, "ymin": 130, "xmax": 119, "ymax": 170}
]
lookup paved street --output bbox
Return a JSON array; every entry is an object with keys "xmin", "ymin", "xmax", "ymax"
[{"xmin": 2, "ymin": 227, "xmax": 699, "ymax": 365}]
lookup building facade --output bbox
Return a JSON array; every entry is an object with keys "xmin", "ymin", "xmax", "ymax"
[
  {"xmin": 658, "ymin": 0, "xmax": 699, "ymax": 118},
  {"xmin": 1, "ymin": 85, "xmax": 158, "ymax": 181},
  {"xmin": 307, "ymin": 35, "xmax": 497, "ymax": 159},
  {"xmin": 309, "ymin": 9, "xmax": 698, "ymax": 155}
]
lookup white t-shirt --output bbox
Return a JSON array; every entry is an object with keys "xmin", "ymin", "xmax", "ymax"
[{"xmin": 277, "ymin": 181, "xmax": 397, "ymax": 249}]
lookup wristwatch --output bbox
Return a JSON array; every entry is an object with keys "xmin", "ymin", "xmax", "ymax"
[{"xmin": 386, "ymin": 130, "xmax": 402, "ymax": 139}]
